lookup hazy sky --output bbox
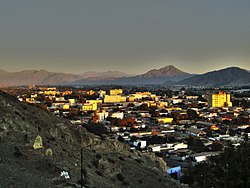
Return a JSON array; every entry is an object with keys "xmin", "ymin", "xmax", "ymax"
[{"xmin": 0, "ymin": 0, "xmax": 250, "ymax": 74}]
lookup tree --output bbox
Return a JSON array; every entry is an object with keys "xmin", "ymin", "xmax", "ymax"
[
  {"xmin": 127, "ymin": 103, "xmax": 135, "ymax": 108},
  {"xmin": 139, "ymin": 103, "xmax": 149, "ymax": 111},
  {"xmin": 187, "ymin": 142, "xmax": 250, "ymax": 188},
  {"xmin": 92, "ymin": 113, "xmax": 99, "ymax": 124},
  {"xmin": 84, "ymin": 123, "xmax": 107, "ymax": 136},
  {"xmin": 187, "ymin": 109, "xmax": 198, "ymax": 120},
  {"xmin": 171, "ymin": 111, "xmax": 181, "ymax": 123},
  {"xmin": 67, "ymin": 108, "xmax": 80, "ymax": 120},
  {"xmin": 187, "ymin": 136, "xmax": 205, "ymax": 152}
]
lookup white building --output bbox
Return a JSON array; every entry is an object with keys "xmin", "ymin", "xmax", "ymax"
[{"xmin": 111, "ymin": 112, "xmax": 124, "ymax": 119}]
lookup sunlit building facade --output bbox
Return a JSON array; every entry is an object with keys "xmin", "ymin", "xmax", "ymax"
[{"xmin": 208, "ymin": 92, "xmax": 232, "ymax": 108}]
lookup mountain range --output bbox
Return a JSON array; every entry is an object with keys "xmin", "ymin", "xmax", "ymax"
[
  {"xmin": 72, "ymin": 65, "xmax": 192, "ymax": 85},
  {"xmin": 0, "ymin": 66, "xmax": 250, "ymax": 87},
  {"xmin": 0, "ymin": 69, "xmax": 130, "ymax": 86}
]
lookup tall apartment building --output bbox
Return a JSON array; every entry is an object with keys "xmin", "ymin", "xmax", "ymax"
[{"xmin": 208, "ymin": 92, "xmax": 232, "ymax": 108}]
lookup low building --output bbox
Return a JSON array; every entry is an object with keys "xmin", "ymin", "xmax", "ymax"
[
  {"xmin": 158, "ymin": 101, "xmax": 168, "ymax": 109},
  {"xmin": 186, "ymin": 127, "xmax": 206, "ymax": 137},
  {"xmin": 168, "ymin": 166, "xmax": 181, "ymax": 181},
  {"xmin": 157, "ymin": 117, "xmax": 173, "ymax": 124},
  {"xmin": 68, "ymin": 99, "xmax": 76, "ymax": 105},
  {"xmin": 104, "ymin": 95, "xmax": 126, "ymax": 103},
  {"xmin": 190, "ymin": 152, "xmax": 220, "ymax": 163},
  {"xmin": 110, "ymin": 89, "xmax": 123, "ymax": 96},
  {"xmin": 111, "ymin": 112, "xmax": 124, "ymax": 119},
  {"xmin": 148, "ymin": 145, "xmax": 161, "ymax": 152},
  {"xmin": 82, "ymin": 100, "xmax": 102, "ymax": 111},
  {"xmin": 42, "ymin": 87, "xmax": 57, "ymax": 96},
  {"xmin": 131, "ymin": 140, "xmax": 147, "ymax": 149},
  {"xmin": 82, "ymin": 103, "xmax": 95, "ymax": 111},
  {"xmin": 99, "ymin": 90, "xmax": 106, "ymax": 98},
  {"xmin": 96, "ymin": 110, "xmax": 109, "ymax": 121}
]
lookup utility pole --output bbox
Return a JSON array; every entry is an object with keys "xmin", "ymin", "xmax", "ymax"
[
  {"xmin": 224, "ymin": 147, "xmax": 228, "ymax": 188},
  {"xmin": 81, "ymin": 148, "xmax": 83, "ymax": 188}
]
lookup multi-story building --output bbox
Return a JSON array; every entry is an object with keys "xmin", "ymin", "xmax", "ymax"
[
  {"xmin": 82, "ymin": 103, "xmax": 95, "ymax": 111},
  {"xmin": 42, "ymin": 87, "xmax": 57, "ymax": 96},
  {"xmin": 129, "ymin": 92, "xmax": 153, "ymax": 101},
  {"xmin": 104, "ymin": 95, "xmax": 126, "ymax": 103},
  {"xmin": 82, "ymin": 100, "xmax": 102, "ymax": 111},
  {"xmin": 96, "ymin": 110, "xmax": 109, "ymax": 121},
  {"xmin": 110, "ymin": 89, "xmax": 123, "ymax": 96},
  {"xmin": 208, "ymin": 92, "xmax": 232, "ymax": 108}
]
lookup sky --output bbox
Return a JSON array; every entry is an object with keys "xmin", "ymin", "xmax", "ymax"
[{"xmin": 0, "ymin": 0, "xmax": 250, "ymax": 75}]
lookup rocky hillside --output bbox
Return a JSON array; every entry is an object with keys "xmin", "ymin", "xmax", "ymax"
[{"xmin": 0, "ymin": 91, "xmax": 181, "ymax": 188}]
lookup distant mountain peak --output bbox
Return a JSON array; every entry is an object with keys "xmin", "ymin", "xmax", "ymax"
[
  {"xmin": 160, "ymin": 65, "xmax": 176, "ymax": 69},
  {"xmin": 140, "ymin": 65, "xmax": 190, "ymax": 79}
]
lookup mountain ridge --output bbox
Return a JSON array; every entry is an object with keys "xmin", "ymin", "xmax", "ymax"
[
  {"xmin": 176, "ymin": 67, "xmax": 250, "ymax": 87},
  {"xmin": 73, "ymin": 65, "xmax": 193, "ymax": 85},
  {"xmin": 1, "ymin": 66, "xmax": 250, "ymax": 86},
  {"xmin": 0, "ymin": 69, "xmax": 130, "ymax": 86}
]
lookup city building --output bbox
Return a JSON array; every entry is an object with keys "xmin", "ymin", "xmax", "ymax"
[
  {"xmin": 104, "ymin": 95, "xmax": 126, "ymax": 103},
  {"xmin": 41, "ymin": 87, "xmax": 57, "ymax": 96},
  {"xmin": 82, "ymin": 103, "xmax": 95, "ymax": 111},
  {"xmin": 129, "ymin": 92, "xmax": 153, "ymax": 101},
  {"xmin": 157, "ymin": 117, "xmax": 174, "ymax": 124},
  {"xmin": 208, "ymin": 92, "xmax": 232, "ymax": 108},
  {"xmin": 110, "ymin": 89, "xmax": 123, "ymax": 96},
  {"xmin": 96, "ymin": 110, "xmax": 109, "ymax": 121},
  {"xmin": 99, "ymin": 90, "xmax": 107, "ymax": 98},
  {"xmin": 111, "ymin": 112, "xmax": 124, "ymax": 119}
]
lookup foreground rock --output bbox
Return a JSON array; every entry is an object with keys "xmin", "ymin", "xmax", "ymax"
[{"xmin": 0, "ymin": 91, "xmax": 182, "ymax": 188}]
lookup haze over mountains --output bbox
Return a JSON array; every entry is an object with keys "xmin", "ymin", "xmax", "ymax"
[
  {"xmin": 0, "ymin": 69, "xmax": 130, "ymax": 86},
  {"xmin": 0, "ymin": 65, "xmax": 250, "ymax": 87}
]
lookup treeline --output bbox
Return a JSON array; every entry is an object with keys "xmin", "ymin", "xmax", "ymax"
[{"xmin": 183, "ymin": 141, "xmax": 250, "ymax": 188}]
